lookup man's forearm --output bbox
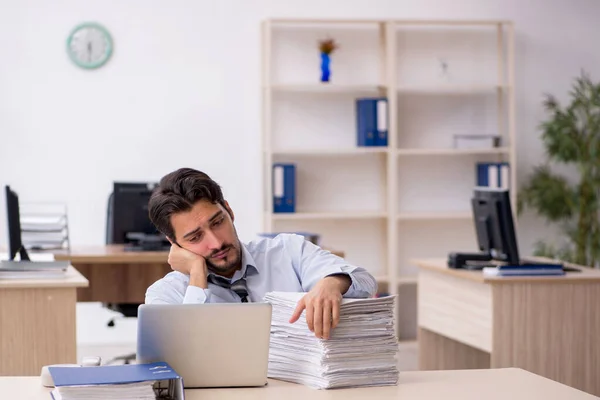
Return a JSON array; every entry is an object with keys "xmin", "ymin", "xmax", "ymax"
[
  {"xmin": 324, "ymin": 274, "xmax": 352, "ymax": 294},
  {"xmin": 189, "ymin": 263, "xmax": 208, "ymax": 289}
]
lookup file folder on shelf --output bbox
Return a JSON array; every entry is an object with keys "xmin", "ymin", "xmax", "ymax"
[
  {"xmin": 272, "ymin": 163, "xmax": 296, "ymax": 213},
  {"xmin": 476, "ymin": 162, "xmax": 510, "ymax": 189},
  {"xmin": 48, "ymin": 361, "xmax": 185, "ymax": 400},
  {"xmin": 356, "ymin": 97, "xmax": 388, "ymax": 147}
]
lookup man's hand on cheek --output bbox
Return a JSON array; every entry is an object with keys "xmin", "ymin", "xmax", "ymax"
[
  {"xmin": 288, "ymin": 275, "xmax": 352, "ymax": 339},
  {"xmin": 167, "ymin": 241, "xmax": 208, "ymax": 288}
]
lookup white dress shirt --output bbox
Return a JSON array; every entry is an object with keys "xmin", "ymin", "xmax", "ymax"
[{"xmin": 145, "ymin": 233, "xmax": 378, "ymax": 304}]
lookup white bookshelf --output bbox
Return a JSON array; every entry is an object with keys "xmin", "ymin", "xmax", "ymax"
[
  {"xmin": 272, "ymin": 211, "xmax": 388, "ymax": 221},
  {"xmin": 261, "ymin": 19, "xmax": 515, "ymax": 340},
  {"xmin": 396, "ymin": 147, "xmax": 510, "ymax": 156}
]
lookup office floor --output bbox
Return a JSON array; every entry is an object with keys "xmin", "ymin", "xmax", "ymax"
[{"xmin": 76, "ymin": 303, "xmax": 419, "ymax": 370}]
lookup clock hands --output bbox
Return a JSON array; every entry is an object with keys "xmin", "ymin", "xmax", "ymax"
[{"xmin": 87, "ymin": 41, "xmax": 92, "ymax": 63}]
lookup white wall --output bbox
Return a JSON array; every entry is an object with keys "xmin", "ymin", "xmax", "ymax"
[{"xmin": 1, "ymin": 0, "xmax": 600, "ymax": 254}]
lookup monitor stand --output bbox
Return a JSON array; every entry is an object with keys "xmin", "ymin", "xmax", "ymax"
[
  {"xmin": 124, "ymin": 241, "xmax": 170, "ymax": 252},
  {"xmin": 447, "ymin": 252, "xmax": 493, "ymax": 270},
  {"xmin": 124, "ymin": 233, "xmax": 170, "ymax": 252}
]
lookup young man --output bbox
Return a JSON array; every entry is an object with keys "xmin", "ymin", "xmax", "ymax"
[{"xmin": 145, "ymin": 168, "xmax": 377, "ymax": 339}]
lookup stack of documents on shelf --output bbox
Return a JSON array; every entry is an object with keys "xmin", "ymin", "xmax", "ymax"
[
  {"xmin": 264, "ymin": 291, "xmax": 398, "ymax": 389},
  {"xmin": 49, "ymin": 362, "xmax": 184, "ymax": 400}
]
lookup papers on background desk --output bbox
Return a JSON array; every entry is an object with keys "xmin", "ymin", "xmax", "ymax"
[
  {"xmin": 0, "ymin": 252, "xmax": 55, "ymax": 262},
  {"xmin": 264, "ymin": 291, "xmax": 399, "ymax": 389},
  {"xmin": 0, "ymin": 252, "xmax": 67, "ymax": 279}
]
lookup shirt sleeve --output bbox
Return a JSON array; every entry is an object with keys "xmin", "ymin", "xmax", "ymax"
[
  {"xmin": 290, "ymin": 234, "xmax": 378, "ymax": 298},
  {"xmin": 145, "ymin": 272, "xmax": 212, "ymax": 304},
  {"xmin": 182, "ymin": 286, "xmax": 212, "ymax": 304}
]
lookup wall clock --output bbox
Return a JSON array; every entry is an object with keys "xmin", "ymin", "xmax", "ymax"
[{"xmin": 66, "ymin": 22, "xmax": 113, "ymax": 69}]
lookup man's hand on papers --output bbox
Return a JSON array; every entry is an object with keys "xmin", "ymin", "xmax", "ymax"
[
  {"xmin": 167, "ymin": 242, "xmax": 208, "ymax": 289},
  {"xmin": 288, "ymin": 275, "xmax": 352, "ymax": 339}
]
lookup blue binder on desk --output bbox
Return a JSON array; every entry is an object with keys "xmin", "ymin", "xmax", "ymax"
[
  {"xmin": 356, "ymin": 97, "xmax": 388, "ymax": 147},
  {"xmin": 49, "ymin": 361, "xmax": 185, "ymax": 399},
  {"xmin": 272, "ymin": 163, "xmax": 296, "ymax": 213}
]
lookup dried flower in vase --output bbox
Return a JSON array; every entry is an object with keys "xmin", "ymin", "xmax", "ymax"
[{"xmin": 318, "ymin": 38, "xmax": 338, "ymax": 55}]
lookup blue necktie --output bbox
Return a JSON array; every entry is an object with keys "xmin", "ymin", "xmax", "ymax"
[{"xmin": 207, "ymin": 274, "xmax": 249, "ymax": 303}]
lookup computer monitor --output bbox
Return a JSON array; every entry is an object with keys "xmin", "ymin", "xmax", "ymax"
[
  {"xmin": 4, "ymin": 185, "xmax": 30, "ymax": 261},
  {"xmin": 108, "ymin": 182, "xmax": 168, "ymax": 251},
  {"xmin": 471, "ymin": 187, "xmax": 519, "ymax": 264}
]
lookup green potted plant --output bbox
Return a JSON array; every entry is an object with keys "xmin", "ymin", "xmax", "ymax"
[{"xmin": 518, "ymin": 71, "xmax": 600, "ymax": 267}]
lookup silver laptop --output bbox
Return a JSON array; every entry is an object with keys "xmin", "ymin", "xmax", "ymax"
[{"xmin": 136, "ymin": 303, "xmax": 272, "ymax": 388}]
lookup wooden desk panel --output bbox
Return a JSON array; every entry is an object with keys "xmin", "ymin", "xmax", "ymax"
[
  {"xmin": 54, "ymin": 245, "xmax": 170, "ymax": 264},
  {"xmin": 0, "ymin": 267, "xmax": 88, "ymax": 376},
  {"xmin": 415, "ymin": 257, "xmax": 600, "ymax": 397},
  {"xmin": 492, "ymin": 282, "xmax": 600, "ymax": 397},
  {"xmin": 418, "ymin": 269, "xmax": 492, "ymax": 352},
  {"xmin": 73, "ymin": 262, "xmax": 172, "ymax": 303},
  {"xmin": 1, "ymin": 369, "xmax": 597, "ymax": 400}
]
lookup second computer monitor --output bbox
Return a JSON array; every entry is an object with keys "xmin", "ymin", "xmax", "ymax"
[
  {"xmin": 471, "ymin": 187, "xmax": 520, "ymax": 265},
  {"xmin": 109, "ymin": 182, "xmax": 160, "ymax": 245}
]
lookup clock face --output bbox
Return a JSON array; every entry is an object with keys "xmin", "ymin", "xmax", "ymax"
[{"xmin": 67, "ymin": 23, "xmax": 113, "ymax": 69}]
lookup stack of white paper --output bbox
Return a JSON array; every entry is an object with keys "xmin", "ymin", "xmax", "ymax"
[
  {"xmin": 52, "ymin": 381, "xmax": 156, "ymax": 400},
  {"xmin": 264, "ymin": 291, "xmax": 399, "ymax": 389}
]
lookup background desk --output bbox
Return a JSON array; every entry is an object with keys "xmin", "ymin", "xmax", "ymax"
[
  {"xmin": 54, "ymin": 245, "xmax": 345, "ymax": 303},
  {"xmin": 0, "ymin": 267, "xmax": 88, "ymax": 376},
  {"xmin": 414, "ymin": 258, "xmax": 600, "ymax": 397},
  {"xmin": 54, "ymin": 245, "xmax": 172, "ymax": 303},
  {"xmin": 0, "ymin": 368, "xmax": 597, "ymax": 400}
]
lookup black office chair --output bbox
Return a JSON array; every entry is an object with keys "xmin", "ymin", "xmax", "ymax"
[{"xmin": 104, "ymin": 191, "xmax": 139, "ymax": 365}]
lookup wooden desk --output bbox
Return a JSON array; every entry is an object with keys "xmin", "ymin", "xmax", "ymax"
[
  {"xmin": 0, "ymin": 267, "xmax": 88, "ymax": 376},
  {"xmin": 414, "ymin": 258, "xmax": 600, "ymax": 397},
  {"xmin": 54, "ymin": 245, "xmax": 172, "ymax": 303},
  {"xmin": 54, "ymin": 245, "xmax": 345, "ymax": 304},
  {"xmin": 0, "ymin": 368, "xmax": 597, "ymax": 399}
]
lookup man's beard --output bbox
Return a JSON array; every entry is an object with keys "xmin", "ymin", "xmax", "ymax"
[{"xmin": 206, "ymin": 242, "xmax": 242, "ymax": 277}]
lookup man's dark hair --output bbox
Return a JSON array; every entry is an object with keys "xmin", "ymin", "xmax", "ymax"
[{"xmin": 148, "ymin": 168, "xmax": 226, "ymax": 240}]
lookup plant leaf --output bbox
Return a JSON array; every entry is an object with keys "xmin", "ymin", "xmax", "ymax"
[{"xmin": 519, "ymin": 165, "xmax": 576, "ymax": 222}]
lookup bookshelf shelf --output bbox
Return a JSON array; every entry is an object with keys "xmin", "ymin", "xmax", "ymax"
[
  {"xmin": 273, "ymin": 148, "xmax": 388, "ymax": 156},
  {"xmin": 397, "ymin": 211, "xmax": 472, "ymax": 221},
  {"xmin": 272, "ymin": 211, "xmax": 388, "ymax": 221},
  {"xmin": 397, "ymin": 84, "xmax": 509, "ymax": 94},
  {"xmin": 262, "ymin": 18, "xmax": 515, "ymax": 341},
  {"xmin": 270, "ymin": 84, "xmax": 386, "ymax": 94},
  {"xmin": 396, "ymin": 147, "xmax": 510, "ymax": 156},
  {"xmin": 397, "ymin": 276, "xmax": 418, "ymax": 285}
]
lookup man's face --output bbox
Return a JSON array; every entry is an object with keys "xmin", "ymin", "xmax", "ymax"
[{"xmin": 170, "ymin": 200, "xmax": 242, "ymax": 277}]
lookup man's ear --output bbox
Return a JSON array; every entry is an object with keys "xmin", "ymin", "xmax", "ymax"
[{"xmin": 224, "ymin": 201, "xmax": 235, "ymax": 222}]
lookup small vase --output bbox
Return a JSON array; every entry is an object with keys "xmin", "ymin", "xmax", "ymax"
[{"xmin": 320, "ymin": 52, "xmax": 331, "ymax": 83}]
